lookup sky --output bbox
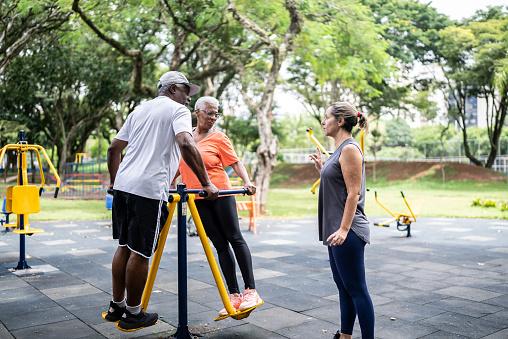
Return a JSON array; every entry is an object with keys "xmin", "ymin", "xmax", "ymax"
[{"xmin": 422, "ymin": 0, "xmax": 508, "ymax": 20}]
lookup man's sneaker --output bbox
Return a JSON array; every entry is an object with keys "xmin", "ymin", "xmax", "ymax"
[
  {"xmin": 101, "ymin": 301, "xmax": 125, "ymax": 322},
  {"xmin": 239, "ymin": 288, "xmax": 261, "ymax": 311},
  {"xmin": 116, "ymin": 310, "xmax": 158, "ymax": 332},
  {"xmin": 219, "ymin": 293, "xmax": 243, "ymax": 316}
]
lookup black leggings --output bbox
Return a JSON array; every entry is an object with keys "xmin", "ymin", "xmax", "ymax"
[
  {"xmin": 195, "ymin": 196, "xmax": 255, "ymax": 294},
  {"xmin": 328, "ymin": 231, "xmax": 374, "ymax": 338}
]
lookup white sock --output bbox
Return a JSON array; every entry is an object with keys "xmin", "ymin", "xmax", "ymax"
[
  {"xmin": 126, "ymin": 304, "xmax": 141, "ymax": 315},
  {"xmin": 112, "ymin": 298, "xmax": 126, "ymax": 308}
]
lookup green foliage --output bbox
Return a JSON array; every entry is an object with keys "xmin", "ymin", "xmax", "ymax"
[
  {"xmin": 0, "ymin": 29, "xmax": 131, "ymax": 167},
  {"xmin": 436, "ymin": 7, "xmax": 508, "ymax": 166},
  {"xmin": 471, "ymin": 198, "xmax": 499, "ymax": 208},
  {"xmin": 412, "ymin": 125, "xmax": 456, "ymax": 157},
  {"xmin": 383, "ymin": 117, "xmax": 412, "ymax": 147},
  {"xmin": 471, "ymin": 198, "xmax": 482, "ymax": 207},
  {"xmin": 358, "ymin": 0, "xmax": 450, "ymax": 117},
  {"xmin": 368, "ymin": 127, "xmax": 383, "ymax": 157},
  {"xmin": 482, "ymin": 199, "xmax": 497, "ymax": 208},
  {"xmin": 500, "ymin": 202, "xmax": 508, "ymax": 212},
  {"xmin": 275, "ymin": 115, "xmax": 324, "ymax": 149},
  {"xmin": 376, "ymin": 146, "xmax": 424, "ymax": 160},
  {"xmin": 219, "ymin": 116, "xmax": 259, "ymax": 154},
  {"xmin": 289, "ymin": 0, "xmax": 391, "ymax": 121},
  {"xmin": 362, "ymin": 0, "xmax": 450, "ymax": 66},
  {"xmin": 410, "ymin": 91, "xmax": 439, "ymax": 121}
]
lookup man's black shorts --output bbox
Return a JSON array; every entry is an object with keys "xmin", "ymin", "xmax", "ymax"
[{"xmin": 112, "ymin": 190, "xmax": 169, "ymax": 258}]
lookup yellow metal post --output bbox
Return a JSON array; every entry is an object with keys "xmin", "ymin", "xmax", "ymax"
[
  {"xmin": 374, "ymin": 191, "xmax": 399, "ymax": 219},
  {"xmin": 141, "ymin": 196, "xmax": 179, "ymax": 311},
  {"xmin": 310, "ymin": 179, "xmax": 320, "ymax": 194},
  {"xmin": 359, "ymin": 129, "xmax": 365, "ymax": 153},
  {"xmin": 187, "ymin": 195, "xmax": 237, "ymax": 317},
  {"xmin": 306, "ymin": 128, "xmax": 330, "ymax": 194},
  {"xmin": 401, "ymin": 192, "xmax": 416, "ymax": 222},
  {"xmin": 38, "ymin": 146, "xmax": 61, "ymax": 192},
  {"xmin": 306, "ymin": 128, "xmax": 330, "ymax": 156}
]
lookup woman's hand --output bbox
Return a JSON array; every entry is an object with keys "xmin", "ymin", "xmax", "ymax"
[
  {"xmin": 309, "ymin": 147, "xmax": 323, "ymax": 172},
  {"xmin": 327, "ymin": 228, "xmax": 349, "ymax": 246},
  {"xmin": 244, "ymin": 183, "xmax": 256, "ymax": 195}
]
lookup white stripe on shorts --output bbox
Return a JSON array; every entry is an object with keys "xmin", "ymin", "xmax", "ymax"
[{"xmin": 151, "ymin": 199, "xmax": 164, "ymax": 256}]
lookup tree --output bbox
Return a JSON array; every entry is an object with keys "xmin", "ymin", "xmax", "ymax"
[
  {"xmin": 367, "ymin": 127, "xmax": 383, "ymax": 182},
  {"xmin": 383, "ymin": 117, "xmax": 412, "ymax": 147},
  {"xmin": 226, "ymin": 0, "xmax": 302, "ymax": 214},
  {"xmin": 437, "ymin": 7, "xmax": 508, "ymax": 168},
  {"xmin": 0, "ymin": 0, "xmax": 69, "ymax": 75},
  {"xmin": 288, "ymin": 0, "xmax": 391, "ymax": 124},
  {"xmin": 360, "ymin": 0, "xmax": 450, "ymax": 118},
  {"xmin": 0, "ymin": 32, "xmax": 131, "ymax": 172},
  {"xmin": 71, "ymin": 0, "xmax": 246, "ymax": 131}
]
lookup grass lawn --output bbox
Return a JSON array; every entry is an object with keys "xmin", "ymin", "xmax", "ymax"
[
  {"xmin": 35, "ymin": 199, "xmax": 111, "ymax": 221},
  {"xmin": 21, "ymin": 178, "xmax": 507, "ymax": 222},
  {"xmin": 263, "ymin": 178, "xmax": 508, "ymax": 219}
]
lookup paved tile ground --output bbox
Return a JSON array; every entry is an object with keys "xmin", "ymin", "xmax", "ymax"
[{"xmin": 0, "ymin": 216, "xmax": 506, "ymax": 338}]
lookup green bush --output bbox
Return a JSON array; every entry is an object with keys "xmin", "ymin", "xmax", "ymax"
[
  {"xmin": 482, "ymin": 199, "xmax": 497, "ymax": 208},
  {"xmin": 471, "ymin": 198, "xmax": 502, "ymax": 209},
  {"xmin": 471, "ymin": 198, "xmax": 482, "ymax": 207}
]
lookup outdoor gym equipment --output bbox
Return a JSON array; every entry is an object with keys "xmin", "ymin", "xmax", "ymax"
[
  {"xmin": 306, "ymin": 128, "xmax": 330, "ymax": 194},
  {"xmin": 137, "ymin": 184, "xmax": 263, "ymax": 338},
  {"xmin": 306, "ymin": 128, "xmax": 366, "ymax": 194},
  {"xmin": 373, "ymin": 191, "xmax": 416, "ymax": 237},
  {"xmin": 0, "ymin": 131, "xmax": 61, "ymax": 269}
]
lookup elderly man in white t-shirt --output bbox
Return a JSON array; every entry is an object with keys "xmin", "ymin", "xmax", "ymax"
[{"xmin": 104, "ymin": 71, "xmax": 218, "ymax": 332}]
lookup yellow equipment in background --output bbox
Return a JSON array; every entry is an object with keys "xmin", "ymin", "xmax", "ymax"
[
  {"xmin": 0, "ymin": 131, "xmax": 61, "ymax": 269},
  {"xmin": 306, "ymin": 128, "xmax": 365, "ymax": 194},
  {"xmin": 373, "ymin": 191, "xmax": 416, "ymax": 237}
]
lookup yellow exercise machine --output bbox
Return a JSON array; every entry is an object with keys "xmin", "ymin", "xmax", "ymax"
[
  {"xmin": 0, "ymin": 131, "xmax": 61, "ymax": 269},
  {"xmin": 306, "ymin": 128, "xmax": 330, "ymax": 194},
  {"xmin": 373, "ymin": 191, "xmax": 416, "ymax": 237},
  {"xmin": 306, "ymin": 128, "xmax": 365, "ymax": 194},
  {"xmin": 135, "ymin": 185, "xmax": 263, "ymax": 337}
]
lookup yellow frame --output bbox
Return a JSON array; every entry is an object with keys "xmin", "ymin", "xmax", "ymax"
[
  {"xmin": 0, "ymin": 143, "xmax": 61, "ymax": 234},
  {"xmin": 373, "ymin": 191, "xmax": 416, "ymax": 227},
  {"xmin": 140, "ymin": 193, "xmax": 263, "ymax": 322}
]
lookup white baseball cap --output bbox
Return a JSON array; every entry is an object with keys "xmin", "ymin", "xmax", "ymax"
[{"xmin": 157, "ymin": 71, "xmax": 200, "ymax": 96}]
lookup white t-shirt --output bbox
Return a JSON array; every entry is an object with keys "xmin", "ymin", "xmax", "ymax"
[{"xmin": 113, "ymin": 96, "xmax": 192, "ymax": 201}]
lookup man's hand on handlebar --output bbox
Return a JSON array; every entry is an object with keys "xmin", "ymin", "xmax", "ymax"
[{"xmin": 202, "ymin": 183, "xmax": 219, "ymax": 200}]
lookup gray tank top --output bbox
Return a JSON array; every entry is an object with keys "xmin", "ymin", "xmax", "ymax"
[{"xmin": 318, "ymin": 137, "xmax": 370, "ymax": 245}]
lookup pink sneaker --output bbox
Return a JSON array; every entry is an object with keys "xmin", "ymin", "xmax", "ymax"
[
  {"xmin": 239, "ymin": 288, "xmax": 261, "ymax": 311},
  {"xmin": 219, "ymin": 293, "xmax": 242, "ymax": 316}
]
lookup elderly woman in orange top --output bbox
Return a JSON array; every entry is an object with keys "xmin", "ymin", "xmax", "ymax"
[{"xmin": 177, "ymin": 96, "xmax": 261, "ymax": 316}]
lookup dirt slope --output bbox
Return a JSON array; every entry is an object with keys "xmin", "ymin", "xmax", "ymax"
[{"xmin": 271, "ymin": 161, "xmax": 507, "ymax": 187}]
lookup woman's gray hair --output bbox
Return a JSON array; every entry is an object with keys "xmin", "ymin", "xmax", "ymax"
[{"xmin": 194, "ymin": 96, "xmax": 219, "ymax": 111}]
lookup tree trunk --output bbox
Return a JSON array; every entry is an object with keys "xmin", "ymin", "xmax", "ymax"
[
  {"xmin": 460, "ymin": 126, "xmax": 483, "ymax": 166},
  {"xmin": 58, "ymin": 139, "xmax": 68, "ymax": 175},
  {"xmin": 254, "ymin": 154, "xmax": 273, "ymax": 215},
  {"xmin": 485, "ymin": 96, "xmax": 507, "ymax": 168},
  {"xmin": 254, "ymin": 131, "xmax": 277, "ymax": 214}
]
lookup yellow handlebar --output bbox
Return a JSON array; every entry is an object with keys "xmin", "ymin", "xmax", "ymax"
[{"xmin": 306, "ymin": 128, "xmax": 330, "ymax": 156}]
